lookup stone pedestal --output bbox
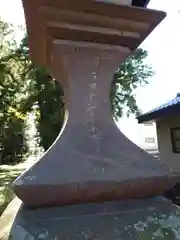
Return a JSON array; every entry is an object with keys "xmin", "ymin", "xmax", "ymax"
[
  {"xmin": 2, "ymin": 197, "xmax": 180, "ymax": 239},
  {"xmin": 13, "ymin": 40, "xmax": 180, "ymax": 207},
  {"xmin": 11, "ymin": 0, "xmax": 180, "ymax": 207},
  {"xmin": 1, "ymin": 1, "xmax": 180, "ymax": 239}
]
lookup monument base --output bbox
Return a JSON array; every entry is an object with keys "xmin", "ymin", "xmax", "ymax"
[{"xmin": 1, "ymin": 197, "xmax": 180, "ymax": 239}]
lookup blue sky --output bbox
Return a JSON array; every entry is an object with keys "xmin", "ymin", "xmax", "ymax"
[
  {"xmin": 0, "ymin": 0, "xmax": 180, "ymax": 143},
  {"xmin": 136, "ymin": 0, "xmax": 180, "ymax": 113}
]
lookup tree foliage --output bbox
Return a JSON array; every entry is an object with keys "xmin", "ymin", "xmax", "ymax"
[
  {"xmin": 0, "ymin": 20, "xmax": 27, "ymax": 164},
  {"xmin": 9, "ymin": 36, "xmax": 65, "ymax": 150},
  {"xmin": 0, "ymin": 19, "xmax": 154, "ymax": 158},
  {"xmin": 111, "ymin": 49, "xmax": 154, "ymax": 119}
]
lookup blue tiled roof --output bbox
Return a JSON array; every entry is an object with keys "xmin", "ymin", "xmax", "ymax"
[
  {"xmin": 145, "ymin": 95, "xmax": 180, "ymax": 115},
  {"xmin": 137, "ymin": 93, "xmax": 180, "ymax": 123}
]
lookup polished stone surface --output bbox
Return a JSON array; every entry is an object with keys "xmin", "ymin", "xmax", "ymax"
[
  {"xmin": 1, "ymin": 197, "xmax": 179, "ymax": 239},
  {"xmin": 13, "ymin": 42, "xmax": 180, "ymax": 207},
  {"xmin": 13, "ymin": 0, "xmax": 174, "ymax": 208}
]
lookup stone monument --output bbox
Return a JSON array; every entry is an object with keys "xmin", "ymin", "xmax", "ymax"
[{"xmin": 1, "ymin": 0, "xmax": 180, "ymax": 239}]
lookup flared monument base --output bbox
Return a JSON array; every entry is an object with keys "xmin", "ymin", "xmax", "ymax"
[{"xmin": 13, "ymin": 41, "xmax": 180, "ymax": 207}]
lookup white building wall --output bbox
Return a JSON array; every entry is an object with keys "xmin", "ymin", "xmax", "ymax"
[
  {"xmin": 138, "ymin": 122, "xmax": 158, "ymax": 151},
  {"xmin": 156, "ymin": 116, "xmax": 180, "ymax": 171},
  {"xmin": 117, "ymin": 117, "xmax": 158, "ymax": 152}
]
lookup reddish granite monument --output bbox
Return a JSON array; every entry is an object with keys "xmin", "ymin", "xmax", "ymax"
[
  {"xmin": 12, "ymin": 0, "xmax": 180, "ymax": 207},
  {"xmin": 1, "ymin": 1, "xmax": 180, "ymax": 239}
]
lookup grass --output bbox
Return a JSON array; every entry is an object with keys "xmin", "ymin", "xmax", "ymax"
[{"xmin": 0, "ymin": 164, "xmax": 26, "ymax": 216}]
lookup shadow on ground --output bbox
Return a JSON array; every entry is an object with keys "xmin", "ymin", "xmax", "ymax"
[{"xmin": 0, "ymin": 166, "xmax": 25, "ymax": 216}]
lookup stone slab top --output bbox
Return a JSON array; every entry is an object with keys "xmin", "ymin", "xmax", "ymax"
[
  {"xmin": 2, "ymin": 197, "xmax": 180, "ymax": 239},
  {"xmin": 22, "ymin": 0, "xmax": 166, "ymax": 67}
]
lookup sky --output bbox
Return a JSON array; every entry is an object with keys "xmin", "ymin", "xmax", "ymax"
[{"xmin": 0, "ymin": 0, "xmax": 180, "ymax": 143}]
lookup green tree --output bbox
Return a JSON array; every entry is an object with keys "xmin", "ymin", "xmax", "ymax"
[
  {"xmin": 9, "ymin": 36, "xmax": 65, "ymax": 150},
  {"xmin": 111, "ymin": 48, "xmax": 153, "ymax": 119},
  {"xmin": 0, "ymin": 19, "xmax": 27, "ymax": 164}
]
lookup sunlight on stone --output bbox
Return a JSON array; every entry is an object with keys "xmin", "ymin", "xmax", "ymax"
[{"xmin": 133, "ymin": 212, "xmax": 180, "ymax": 240}]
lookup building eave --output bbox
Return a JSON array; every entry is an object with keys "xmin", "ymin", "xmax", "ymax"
[{"xmin": 137, "ymin": 103, "xmax": 180, "ymax": 124}]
